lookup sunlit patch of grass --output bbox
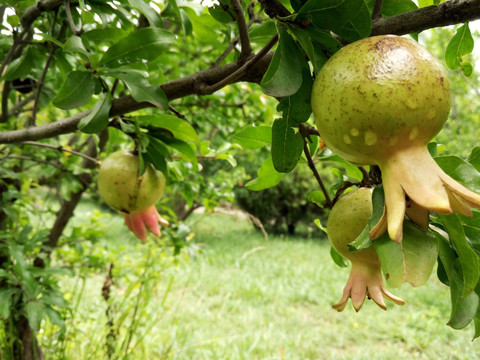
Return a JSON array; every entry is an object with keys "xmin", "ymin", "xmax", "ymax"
[{"xmin": 56, "ymin": 211, "xmax": 480, "ymax": 359}]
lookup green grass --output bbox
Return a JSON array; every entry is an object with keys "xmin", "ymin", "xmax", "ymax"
[{"xmin": 53, "ymin": 211, "xmax": 480, "ymax": 359}]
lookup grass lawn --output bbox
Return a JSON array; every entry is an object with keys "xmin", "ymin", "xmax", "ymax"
[{"xmin": 54, "ymin": 210, "xmax": 480, "ymax": 359}]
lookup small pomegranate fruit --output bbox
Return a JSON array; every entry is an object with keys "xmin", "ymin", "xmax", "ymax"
[
  {"xmin": 327, "ymin": 187, "xmax": 404, "ymax": 312},
  {"xmin": 312, "ymin": 35, "xmax": 480, "ymax": 242},
  {"xmin": 97, "ymin": 150, "xmax": 168, "ymax": 242}
]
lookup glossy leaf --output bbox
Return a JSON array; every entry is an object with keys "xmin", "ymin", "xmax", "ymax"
[
  {"xmin": 349, "ymin": 186, "xmax": 385, "ymax": 250},
  {"xmin": 381, "ymin": 0, "xmax": 417, "ymax": 16},
  {"xmin": 318, "ymin": 153, "xmax": 363, "ymax": 180},
  {"xmin": 298, "ymin": 0, "xmax": 365, "ymax": 32},
  {"xmin": 445, "ymin": 23, "xmax": 474, "ymax": 75},
  {"xmin": 271, "ymin": 118, "xmax": 304, "ymax": 173},
  {"xmin": 330, "ymin": 246, "xmax": 348, "ymax": 268},
  {"xmin": 116, "ymin": 71, "xmax": 168, "ymax": 109},
  {"xmin": 233, "ymin": 125, "xmax": 272, "ymax": 150},
  {"xmin": 100, "ymin": 28, "xmax": 175, "ymax": 67},
  {"xmin": 261, "ymin": 27, "xmax": 305, "ymax": 97},
  {"xmin": 468, "ymin": 147, "xmax": 480, "ymax": 172},
  {"xmin": 276, "ymin": 65, "xmax": 313, "ymax": 125},
  {"xmin": 2, "ymin": 47, "xmax": 34, "ymax": 81},
  {"xmin": 435, "ymin": 155, "xmax": 480, "ymax": 193},
  {"xmin": 52, "ymin": 71, "xmax": 96, "ymax": 109},
  {"xmin": 245, "ymin": 157, "xmax": 284, "ymax": 191},
  {"xmin": 333, "ymin": 0, "xmax": 372, "ymax": 42},
  {"xmin": 78, "ymin": 92, "xmax": 112, "ymax": 134},
  {"xmin": 153, "ymin": 133, "xmax": 198, "ymax": 171},
  {"xmin": 128, "ymin": 0, "xmax": 162, "ymax": 27},
  {"xmin": 81, "ymin": 28, "xmax": 129, "ymax": 44},
  {"xmin": 438, "ymin": 214, "xmax": 480, "ymax": 298},
  {"xmin": 63, "ymin": 35, "xmax": 89, "ymax": 60},
  {"xmin": 436, "ymin": 232, "xmax": 479, "ymax": 329},
  {"xmin": 288, "ymin": 24, "xmax": 329, "ymax": 73},
  {"xmin": 135, "ymin": 115, "xmax": 200, "ymax": 146},
  {"xmin": 374, "ymin": 221, "xmax": 438, "ymax": 288}
]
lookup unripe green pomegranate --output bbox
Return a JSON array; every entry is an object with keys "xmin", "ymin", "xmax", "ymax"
[
  {"xmin": 312, "ymin": 35, "xmax": 480, "ymax": 242},
  {"xmin": 98, "ymin": 150, "xmax": 168, "ymax": 242},
  {"xmin": 327, "ymin": 187, "xmax": 404, "ymax": 312}
]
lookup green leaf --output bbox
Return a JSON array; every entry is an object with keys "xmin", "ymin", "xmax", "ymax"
[
  {"xmin": 349, "ymin": 186, "xmax": 385, "ymax": 250},
  {"xmin": 100, "ymin": 28, "xmax": 175, "ymax": 68},
  {"xmin": 435, "ymin": 231, "xmax": 479, "ymax": 329},
  {"xmin": 374, "ymin": 221, "xmax": 438, "ymax": 288},
  {"xmin": 81, "ymin": 27, "xmax": 129, "ymax": 44},
  {"xmin": 63, "ymin": 35, "xmax": 89, "ymax": 60},
  {"xmin": 152, "ymin": 133, "xmax": 198, "ymax": 171},
  {"xmin": 468, "ymin": 147, "xmax": 480, "ymax": 172},
  {"xmin": 0, "ymin": 289, "xmax": 18, "ymax": 319},
  {"xmin": 298, "ymin": 0, "xmax": 365, "ymax": 33},
  {"xmin": 180, "ymin": 9, "xmax": 193, "ymax": 37},
  {"xmin": 297, "ymin": 0, "xmax": 347, "ymax": 19},
  {"xmin": 333, "ymin": 0, "xmax": 372, "ymax": 42},
  {"xmin": 381, "ymin": 0, "xmax": 418, "ymax": 16},
  {"xmin": 143, "ymin": 137, "xmax": 169, "ymax": 174},
  {"xmin": 308, "ymin": 190, "xmax": 326, "ymax": 207},
  {"xmin": 115, "ymin": 71, "xmax": 168, "ymax": 109},
  {"xmin": 2, "ymin": 47, "xmax": 34, "ymax": 81},
  {"xmin": 245, "ymin": 157, "xmax": 284, "ymax": 191},
  {"xmin": 208, "ymin": 0, "xmax": 235, "ymax": 23},
  {"xmin": 271, "ymin": 118, "xmax": 303, "ymax": 173},
  {"xmin": 128, "ymin": 0, "xmax": 162, "ymax": 27},
  {"xmin": 318, "ymin": 153, "xmax": 363, "ymax": 181},
  {"xmin": 330, "ymin": 246, "xmax": 348, "ymax": 268},
  {"xmin": 233, "ymin": 125, "xmax": 271, "ymax": 150},
  {"xmin": 261, "ymin": 26, "xmax": 305, "ymax": 97},
  {"xmin": 435, "ymin": 155, "xmax": 480, "ymax": 193},
  {"xmin": 136, "ymin": 115, "xmax": 200, "ymax": 146},
  {"xmin": 276, "ymin": 65, "xmax": 313, "ymax": 125},
  {"xmin": 288, "ymin": 24, "xmax": 328, "ymax": 74},
  {"xmin": 52, "ymin": 70, "xmax": 96, "ymax": 109},
  {"xmin": 25, "ymin": 301, "xmax": 47, "ymax": 331},
  {"xmin": 445, "ymin": 23, "xmax": 474, "ymax": 72},
  {"xmin": 78, "ymin": 92, "xmax": 112, "ymax": 133},
  {"xmin": 438, "ymin": 214, "xmax": 480, "ymax": 298}
]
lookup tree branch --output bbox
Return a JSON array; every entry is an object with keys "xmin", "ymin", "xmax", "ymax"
[
  {"xmin": 231, "ymin": 0, "xmax": 252, "ymax": 59},
  {"xmin": 371, "ymin": 0, "xmax": 480, "ymax": 36},
  {"xmin": 2, "ymin": 0, "xmax": 480, "ymax": 144},
  {"xmin": 19, "ymin": 141, "xmax": 100, "ymax": 165}
]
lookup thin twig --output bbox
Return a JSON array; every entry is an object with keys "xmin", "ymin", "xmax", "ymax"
[
  {"xmin": 299, "ymin": 124, "xmax": 332, "ymax": 209},
  {"xmin": 168, "ymin": 105, "xmax": 187, "ymax": 120},
  {"xmin": 31, "ymin": 23, "xmax": 66, "ymax": 125},
  {"xmin": 211, "ymin": 8, "xmax": 263, "ymax": 67},
  {"xmin": 19, "ymin": 140, "xmax": 100, "ymax": 165},
  {"xmin": 63, "ymin": 0, "xmax": 82, "ymax": 35},
  {"xmin": 372, "ymin": 0, "xmax": 383, "ymax": 20},
  {"xmin": 203, "ymin": 34, "xmax": 278, "ymax": 94},
  {"xmin": 231, "ymin": 0, "xmax": 252, "ymax": 59},
  {"xmin": 0, "ymin": 81, "xmax": 11, "ymax": 123}
]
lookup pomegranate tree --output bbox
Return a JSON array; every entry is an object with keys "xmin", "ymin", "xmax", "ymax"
[
  {"xmin": 97, "ymin": 150, "xmax": 168, "ymax": 242},
  {"xmin": 312, "ymin": 35, "xmax": 480, "ymax": 242},
  {"xmin": 328, "ymin": 187, "xmax": 404, "ymax": 311}
]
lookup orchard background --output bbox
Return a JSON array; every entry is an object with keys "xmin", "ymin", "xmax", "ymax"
[{"xmin": 2, "ymin": 0, "xmax": 480, "ymax": 359}]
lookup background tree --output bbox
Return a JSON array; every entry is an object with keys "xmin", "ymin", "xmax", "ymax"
[{"xmin": 2, "ymin": 0, "xmax": 480, "ymax": 358}]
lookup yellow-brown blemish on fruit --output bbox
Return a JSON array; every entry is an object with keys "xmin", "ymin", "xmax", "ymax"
[
  {"xmin": 427, "ymin": 108, "xmax": 436, "ymax": 120},
  {"xmin": 364, "ymin": 130, "xmax": 377, "ymax": 145},
  {"xmin": 351, "ymin": 128, "xmax": 360, "ymax": 136},
  {"xmin": 388, "ymin": 136, "xmax": 399, "ymax": 146},
  {"xmin": 409, "ymin": 126, "xmax": 419, "ymax": 141},
  {"xmin": 344, "ymin": 134, "xmax": 352, "ymax": 144}
]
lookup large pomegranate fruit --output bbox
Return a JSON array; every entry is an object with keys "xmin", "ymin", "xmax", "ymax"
[
  {"xmin": 98, "ymin": 150, "xmax": 168, "ymax": 242},
  {"xmin": 312, "ymin": 35, "xmax": 480, "ymax": 242},
  {"xmin": 327, "ymin": 187, "xmax": 404, "ymax": 312}
]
